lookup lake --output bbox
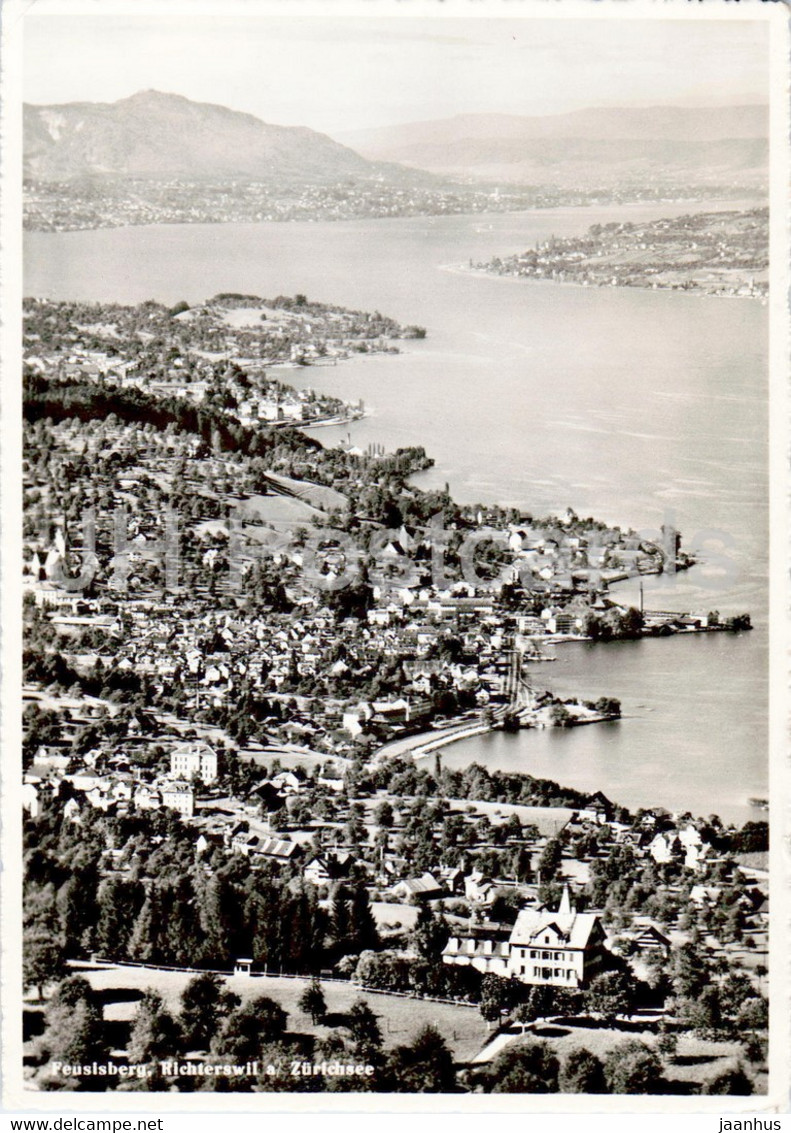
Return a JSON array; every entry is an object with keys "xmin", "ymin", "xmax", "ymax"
[{"xmin": 24, "ymin": 202, "xmax": 768, "ymax": 823}]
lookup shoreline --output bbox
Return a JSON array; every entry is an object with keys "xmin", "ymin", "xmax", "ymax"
[
  {"xmin": 24, "ymin": 207, "xmax": 765, "ymax": 827},
  {"xmin": 22, "ymin": 194, "xmax": 767, "ymax": 237},
  {"xmin": 271, "ymin": 411, "xmax": 365, "ymax": 430},
  {"xmin": 440, "ymin": 261, "xmax": 765, "ymax": 301}
]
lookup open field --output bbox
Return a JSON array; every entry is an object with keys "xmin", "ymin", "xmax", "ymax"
[
  {"xmin": 234, "ymin": 493, "xmax": 323, "ymax": 528},
  {"xmin": 237, "ymin": 747, "xmax": 342, "ymax": 771},
  {"xmin": 370, "ymin": 901, "xmax": 419, "ymax": 931},
  {"xmin": 64, "ymin": 963, "xmax": 490, "ymax": 1063},
  {"xmin": 264, "ymin": 472, "xmax": 348, "ymax": 512}
]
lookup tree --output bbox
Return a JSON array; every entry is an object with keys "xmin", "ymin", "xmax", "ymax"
[
  {"xmin": 374, "ymin": 800, "xmax": 394, "ymax": 829},
  {"xmin": 38, "ymin": 978, "xmax": 109, "ymax": 1087},
  {"xmin": 128, "ymin": 990, "xmax": 182, "ymax": 1064},
  {"xmin": 595, "ymin": 696, "xmax": 622, "ymax": 718},
  {"xmin": 736, "ymin": 996, "xmax": 768, "ymax": 1034},
  {"xmin": 655, "ymin": 1021, "xmax": 679, "ymax": 1064},
  {"xmin": 298, "ymin": 978, "xmax": 327, "ymax": 1025},
  {"xmin": 343, "ymin": 803, "xmax": 367, "ymax": 847},
  {"xmin": 56, "ymin": 863, "xmax": 100, "ymax": 955},
  {"xmin": 23, "ymin": 927, "xmax": 66, "ymax": 1000},
  {"xmin": 504, "ymin": 813, "xmax": 523, "ymax": 842},
  {"xmin": 212, "ymin": 995, "xmax": 288, "ymax": 1063},
  {"xmin": 95, "ymin": 876, "xmax": 145, "ymax": 959},
  {"xmin": 584, "ymin": 970, "xmax": 635, "ymax": 1022},
  {"xmin": 676, "ymin": 985, "xmax": 724, "ymax": 1040},
  {"xmin": 161, "ymin": 882, "xmax": 204, "ymax": 968},
  {"xmin": 179, "ymin": 973, "xmax": 240, "ymax": 1051},
  {"xmin": 409, "ymin": 904, "xmax": 450, "ymax": 962},
  {"xmin": 489, "ymin": 1039, "xmax": 559, "ymax": 1093},
  {"xmin": 669, "ymin": 941, "xmax": 710, "ymax": 999},
  {"xmin": 509, "ymin": 846, "xmax": 534, "ymax": 884},
  {"xmin": 742, "ymin": 1034, "xmax": 767, "ymax": 1066},
  {"xmin": 348, "ymin": 886, "xmax": 379, "ymax": 953},
  {"xmin": 722, "ymin": 905, "xmax": 744, "ymax": 945},
  {"xmin": 604, "ymin": 1040, "xmax": 662, "ymax": 1094},
  {"xmin": 312, "ymin": 1034, "xmax": 381, "ymax": 1093},
  {"xmin": 514, "ymin": 985, "xmax": 556, "ymax": 1028},
  {"xmin": 550, "ymin": 704, "xmax": 572, "ymax": 728},
  {"xmin": 198, "ymin": 874, "xmax": 237, "ymax": 966},
  {"xmin": 719, "ymin": 972, "xmax": 756, "ymax": 1020},
  {"xmin": 558, "ymin": 1046, "xmax": 607, "ymax": 1094},
  {"xmin": 329, "ymin": 888, "xmax": 352, "ymax": 952},
  {"xmin": 127, "ymin": 889, "xmax": 162, "ymax": 964},
  {"xmin": 702, "ymin": 1065, "xmax": 754, "ymax": 1096},
  {"xmin": 269, "ymin": 807, "xmax": 288, "ymax": 833},
  {"xmin": 46, "ymin": 975, "xmax": 97, "ymax": 1012},
  {"xmin": 39, "ymin": 1000, "xmax": 110, "ymax": 1089},
  {"xmin": 731, "ymin": 820, "xmax": 768, "ymax": 854},
  {"xmin": 346, "ymin": 998, "xmax": 383, "ymax": 1057},
  {"xmin": 354, "ymin": 949, "xmax": 412, "ymax": 993},
  {"xmin": 388, "ymin": 1024, "xmax": 456, "ymax": 1093},
  {"xmin": 537, "ymin": 837, "xmax": 563, "ymax": 883},
  {"xmin": 479, "ymin": 974, "xmax": 510, "ymax": 1026}
]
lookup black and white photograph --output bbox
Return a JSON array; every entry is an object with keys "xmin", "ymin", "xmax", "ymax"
[{"xmin": 3, "ymin": 0, "xmax": 788, "ymax": 1110}]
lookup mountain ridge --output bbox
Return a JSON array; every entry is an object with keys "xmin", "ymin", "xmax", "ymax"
[
  {"xmin": 25, "ymin": 93, "xmax": 768, "ymax": 190},
  {"xmin": 338, "ymin": 105, "xmax": 769, "ymax": 188},
  {"xmin": 340, "ymin": 105, "xmax": 769, "ymax": 148},
  {"xmin": 24, "ymin": 89, "xmax": 413, "ymax": 185}
]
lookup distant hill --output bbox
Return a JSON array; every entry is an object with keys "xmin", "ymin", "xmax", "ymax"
[
  {"xmin": 339, "ymin": 106, "xmax": 769, "ymax": 188},
  {"xmin": 23, "ymin": 94, "xmax": 768, "ymax": 232},
  {"xmin": 23, "ymin": 90, "xmax": 410, "ymax": 185}
]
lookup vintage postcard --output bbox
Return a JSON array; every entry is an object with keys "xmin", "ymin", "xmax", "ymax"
[{"xmin": 1, "ymin": 0, "xmax": 789, "ymax": 1116}]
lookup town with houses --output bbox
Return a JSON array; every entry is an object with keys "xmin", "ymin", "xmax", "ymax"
[
  {"xmin": 474, "ymin": 209, "xmax": 769, "ymax": 299},
  {"xmin": 21, "ymin": 290, "xmax": 767, "ymax": 1096},
  {"xmin": 22, "ymin": 176, "xmax": 748, "ymax": 234}
]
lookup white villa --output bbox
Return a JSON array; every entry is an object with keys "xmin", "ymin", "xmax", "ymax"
[
  {"xmin": 169, "ymin": 741, "xmax": 218, "ymax": 783},
  {"xmin": 442, "ymin": 887, "xmax": 610, "ymax": 989}
]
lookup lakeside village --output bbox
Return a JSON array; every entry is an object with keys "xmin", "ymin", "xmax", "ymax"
[
  {"xmin": 22, "ymin": 294, "xmax": 765, "ymax": 1095},
  {"xmin": 472, "ymin": 208, "xmax": 769, "ymax": 299},
  {"xmin": 23, "ymin": 291, "xmax": 429, "ymax": 430},
  {"xmin": 21, "ymin": 176, "xmax": 753, "ymax": 233}
]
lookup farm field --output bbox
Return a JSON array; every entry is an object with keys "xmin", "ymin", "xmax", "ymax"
[
  {"xmin": 234, "ymin": 493, "xmax": 322, "ymax": 528},
  {"xmin": 370, "ymin": 902, "xmax": 419, "ymax": 931},
  {"xmin": 263, "ymin": 472, "xmax": 348, "ymax": 512},
  {"xmin": 58, "ymin": 963, "xmax": 490, "ymax": 1063}
]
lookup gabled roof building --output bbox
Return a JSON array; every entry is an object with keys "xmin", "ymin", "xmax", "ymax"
[{"xmin": 442, "ymin": 886, "xmax": 610, "ymax": 989}]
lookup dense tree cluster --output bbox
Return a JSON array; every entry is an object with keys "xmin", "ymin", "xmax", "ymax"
[
  {"xmin": 22, "ymin": 803, "xmax": 377, "ymax": 975},
  {"xmin": 369, "ymin": 758, "xmax": 597, "ymax": 812}
]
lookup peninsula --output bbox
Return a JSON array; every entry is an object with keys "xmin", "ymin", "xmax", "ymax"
[{"xmin": 472, "ymin": 208, "xmax": 768, "ymax": 298}]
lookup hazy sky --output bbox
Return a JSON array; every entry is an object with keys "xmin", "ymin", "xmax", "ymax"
[{"xmin": 23, "ymin": 10, "xmax": 770, "ymax": 136}]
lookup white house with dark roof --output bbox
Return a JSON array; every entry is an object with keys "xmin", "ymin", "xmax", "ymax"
[
  {"xmin": 441, "ymin": 934, "xmax": 511, "ymax": 977},
  {"xmin": 170, "ymin": 741, "xmax": 218, "ymax": 784},
  {"xmin": 303, "ymin": 851, "xmax": 353, "ymax": 886},
  {"xmin": 443, "ymin": 886, "xmax": 610, "ymax": 989},
  {"xmin": 253, "ymin": 837, "xmax": 299, "ymax": 862},
  {"xmin": 649, "ymin": 825, "xmax": 713, "ymax": 871},
  {"xmin": 508, "ymin": 888, "xmax": 608, "ymax": 988},
  {"xmin": 160, "ymin": 780, "xmax": 195, "ymax": 819},
  {"xmin": 627, "ymin": 919, "xmax": 671, "ymax": 956},
  {"xmin": 393, "ymin": 872, "xmax": 444, "ymax": 903}
]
